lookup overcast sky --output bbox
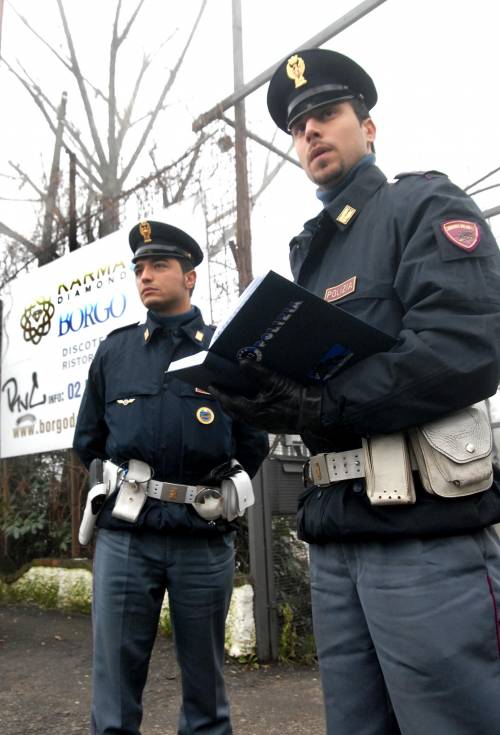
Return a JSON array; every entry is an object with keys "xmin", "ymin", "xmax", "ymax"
[{"xmin": 1, "ymin": 0, "xmax": 500, "ymax": 286}]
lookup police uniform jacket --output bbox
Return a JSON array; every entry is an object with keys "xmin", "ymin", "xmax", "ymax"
[
  {"xmin": 292, "ymin": 164, "xmax": 500, "ymax": 541},
  {"xmin": 73, "ymin": 306, "xmax": 269, "ymax": 535}
]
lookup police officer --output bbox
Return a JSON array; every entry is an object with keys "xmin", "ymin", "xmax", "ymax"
[
  {"xmin": 210, "ymin": 50, "xmax": 500, "ymax": 734},
  {"xmin": 73, "ymin": 220, "xmax": 268, "ymax": 735}
]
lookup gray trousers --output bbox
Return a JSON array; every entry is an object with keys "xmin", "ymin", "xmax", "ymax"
[
  {"xmin": 91, "ymin": 529, "xmax": 235, "ymax": 735},
  {"xmin": 310, "ymin": 527, "xmax": 500, "ymax": 735}
]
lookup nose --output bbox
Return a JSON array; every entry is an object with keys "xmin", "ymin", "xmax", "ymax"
[
  {"xmin": 139, "ymin": 263, "xmax": 153, "ymax": 281},
  {"xmin": 305, "ymin": 116, "xmax": 321, "ymax": 143}
]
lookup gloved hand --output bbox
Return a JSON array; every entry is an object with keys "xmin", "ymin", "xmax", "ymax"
[
  {"xmin": 199, "ymin": 459, "xmax": 243, "ymax": 486},
  {"xmin": 209, "ymin": 360, "xmax": 323, "ymax": 434}
]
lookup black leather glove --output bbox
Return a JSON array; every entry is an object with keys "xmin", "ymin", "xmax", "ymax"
[
  {"xmin": 209, "ymin": 360, "xmax": 323, "ymax": 434},
  {"xmin": 199, "ymin": 459, "xmax": 243, "ymax": 486}
]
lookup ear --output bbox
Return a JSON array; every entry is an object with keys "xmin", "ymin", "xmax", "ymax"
[
  {"xmin": 362, "ymin": 117, "xmax": 376, "ymax": 148},
  {"xmin": 184, "ymin": 269, "xmax": 196, "ymax": 290}
]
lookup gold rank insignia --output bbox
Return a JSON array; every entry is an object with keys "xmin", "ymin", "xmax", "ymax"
[
  {"xmin": 144, "ymin": 328, "xmax": 150, "ymax": 342},
  {"xmin": 139, "ymin": 219, "xmax": 152, "ymax": 243},
  {"xmin": 195, "ymin": 330, "xmax": 204, "ymax": 342},
  {"xmin": 116, "ymin": 398, "xmax": 136, "ymax": 406},
  {"xmin": 286, "ymin": 54, "xmax": 307, "ymax": 88},
  {"xmin": 196, "ymin": 406, "xmax": 215, "ymax": 425},
  {"xmin": 336, "ymin": 205, "xmax": 357, "ymax": 225}
]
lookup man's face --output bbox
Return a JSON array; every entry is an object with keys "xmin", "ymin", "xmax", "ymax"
[
  {"xmin": 134, "ymin": 256, "xmax": 196, "ymax": 315},
  {"xmin": 290, "ymin": 101, "xmax": 376, "ymax": 188}
]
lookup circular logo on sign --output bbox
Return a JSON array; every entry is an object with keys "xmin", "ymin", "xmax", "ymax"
[
  {"xmin": 196, "ymin": 406, "xmax": 215, "ymax": 425},
  {"xmin": 20, "ymin": 298, "xmax": 55, "ymax": 345}
]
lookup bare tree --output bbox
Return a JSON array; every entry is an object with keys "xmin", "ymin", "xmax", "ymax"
[{"xmin": 1, "ymin": 0, "xmax": 208, "ymax": 266}]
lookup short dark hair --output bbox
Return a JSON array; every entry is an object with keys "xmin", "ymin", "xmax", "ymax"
[{"xmin": 350, "ymin": 97, "xmax": 375, "ymax": 153}]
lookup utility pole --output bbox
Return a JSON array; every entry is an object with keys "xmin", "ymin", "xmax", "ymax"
[
  {"xmin": 0, "ymin": 0, "xmax": 4, "ymax": 58},
  {"xmin": 232, "ymin": 0, "xmax": 252, "ymax": 292},
  {"xmin": 40, "ymin": 91, "xmax": 67, "ymax": 264},
  {"xmin": 67, "ymin": 149, "xmax": 78, "ymax": 251}
]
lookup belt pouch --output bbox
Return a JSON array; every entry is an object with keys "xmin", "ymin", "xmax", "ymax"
[
  {"xmin": 112, "ymin": 480, "xmax": 148, "ymax": 522},
  {"xmin": 362, "ymin": 433, "xmax": 416, "ymax": 505},
  {"xmin": 408, "ymin": 403, "xmax": 493, "ymax": 497}
]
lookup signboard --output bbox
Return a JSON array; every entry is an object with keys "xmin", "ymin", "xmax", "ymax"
[{"xmin": 0, "ymin": 228, "xmax": 147, "ymax": 457}]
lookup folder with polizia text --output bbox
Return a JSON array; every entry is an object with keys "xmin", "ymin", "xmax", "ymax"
[{"xmin": 167, "ymin": 270, "xmax": 396, "ymax": 392}]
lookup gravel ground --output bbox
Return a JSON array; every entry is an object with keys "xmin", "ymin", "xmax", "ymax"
[{"xmin": 0, "ymin": 605, "xmax": 325, "ymax": 735}]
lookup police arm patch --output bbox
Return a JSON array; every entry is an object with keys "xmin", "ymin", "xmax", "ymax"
[{"xmin": 440, "ymin": 220, "xmax": 481, "ymax": 252}]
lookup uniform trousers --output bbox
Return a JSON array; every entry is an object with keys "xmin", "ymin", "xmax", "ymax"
[
  {"xmin": 91, "ymin": 528, "xmax": 235, "ymax": 735},
  {"xmin": 309, "ymin": 527, "xmax": 500, "ymax": 735}
]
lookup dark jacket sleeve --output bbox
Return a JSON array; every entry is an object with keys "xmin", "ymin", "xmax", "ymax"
[
  {"xmin": 231, "ymin": 420, "xmax": 269, "ymax": 478},
  {"xmin": 73, "ymin": 348, "xmax": 108, "ymax": 468},
  {"xmin": 322, "ymin": 177, "xmax": 500, "ymax": 435}
]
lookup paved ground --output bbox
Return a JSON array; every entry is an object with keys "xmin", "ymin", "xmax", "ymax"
[{"xmin": 0, "ymin": 605, "xmax": 325, "ymax": 735}]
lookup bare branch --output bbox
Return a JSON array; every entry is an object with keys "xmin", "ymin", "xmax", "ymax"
[
  {"xmin": 0, "ymin": 221, "xmax": 38, "ymax": 255},
  {"xmin": 56, "ymin": 0, "xmax": 108, "ymax": 168},
  {"xmin": 172, "ymin": 135, "xmax": 205, "ymax": 204},
  {"xmin": 9, "ymin": 160, "xmax": 45, "ymax": 198},
  {"xmin": 119, "ymin": 0, "xmax": 208, "ymax": 185},
  {"xmin": 3, "ymin": 59, "xmax": 58, "ymax": 135},
  {"xmin": 116, "ymin": 0, "xmax": 147, "ymax": 46},
  {"xmin": 6, "ymin": 1, "xmax": 108, "ymax": 103}
]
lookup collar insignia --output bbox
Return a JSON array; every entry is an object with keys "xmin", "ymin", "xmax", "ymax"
[
  {"xmin": 139, "ymin": 219, "xmax": 152, "ymax": 243},
  {"xmin": 441, "ymin": 220, "xmax": 480, "ymax": 251},
  {"xmin": 144, "ymin": 327, "xmax": 150, "ymax": 342},
  {"xmin": 116, "ymin": 398, "xmax": 136, "ymax": 406},
  {"xmin": 324, "ymin": 277, "xmax": 357, "ymax": 303},
  {"xmin": 195, "ymin": 330, "xmax": 204, "ymax": 342},
  {"xmin": 286, "ymin": 54, "xmax": 307, "ymax": 89},
  {"xmin": 336, "ymin": 205, "xmax": 357, "ymax": 226}
]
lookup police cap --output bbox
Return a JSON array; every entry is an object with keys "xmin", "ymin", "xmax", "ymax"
[
  {"xmin": 129, "ymin": 220, "xmax": 203, "ymax": 266},
  {"xmin": 267, "ymin": 48, "xmax": 377, "ymax": 132}
]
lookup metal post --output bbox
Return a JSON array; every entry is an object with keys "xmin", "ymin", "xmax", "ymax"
[
  {"xmin": 232, "ymin": 0, "xmax": 253, "ymax": 292},
  {"xmin": 248, "ymin": 462, "xmax": 278, "ymax": 660},
  {"xmin": 68, "ymin": 149, "xmax": 78, "ymax": 251}
]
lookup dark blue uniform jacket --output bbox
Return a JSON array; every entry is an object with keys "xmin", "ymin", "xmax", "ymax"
[
  {"xmin": 292, "ymin": 165, "xmax": 500, "ymax": 541},
  {"xmin": 73, "ymin": 307, "xmax": 269, "ymax": 535}
]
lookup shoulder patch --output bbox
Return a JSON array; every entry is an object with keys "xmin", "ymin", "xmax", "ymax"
[
  {"xmin": 106, "ymin": 322, "xmax": 140, "ymax": 338},
  {"xmin": 441, "ymin": 220, "xmax": 481, "ymax": 251},
  {"xmin": 394, "ymin": 170, "xmax": 446, "ymax": 181}
]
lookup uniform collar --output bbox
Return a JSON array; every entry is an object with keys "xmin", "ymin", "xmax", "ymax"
[
  {"xmin": 323, "ymin": 164, "xmax": 387, "ymax": 232},
  {"xmin": 142, "ymin": 306, "xmax": 209, "ymax": 346}
]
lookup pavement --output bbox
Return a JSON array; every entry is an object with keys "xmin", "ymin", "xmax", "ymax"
[{"xmin": 0, "ymin": 604, "xmax": 325, "ymax": 735}]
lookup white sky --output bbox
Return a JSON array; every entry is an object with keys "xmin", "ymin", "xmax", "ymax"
[{"xmin": 1, "ymin": 0, "xmax": 500, "ymax": 288}]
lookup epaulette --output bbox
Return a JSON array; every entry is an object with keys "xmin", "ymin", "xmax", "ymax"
[
  {"xmin": 394, "ymin": 170, "xmax": 446, "ymax": 181},
  {"xmin": 105, "ymin": 321, "xmax": 139, "ymax": 338}
]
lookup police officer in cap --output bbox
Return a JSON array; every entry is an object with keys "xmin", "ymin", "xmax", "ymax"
[
  {"xmin": 74, "ymin": 220, "xmax": 268, "ymax": 735},
  {"xmin": 211, "ymin": 49, "xmax": 500, "ymax": 734}
]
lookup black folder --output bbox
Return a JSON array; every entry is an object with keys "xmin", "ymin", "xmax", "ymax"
[{"xmin": 167, "ymin": 270, "xmax": 396, "ymax": 392}]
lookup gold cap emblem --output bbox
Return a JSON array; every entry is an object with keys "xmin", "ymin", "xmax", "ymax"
[
  {"xmin": 286, "ymin": 54, "xmax": 307, "ymax": 89},
  {"xmin": 139, "ymin": 220, "xmax": 152, "ymax": 243}
]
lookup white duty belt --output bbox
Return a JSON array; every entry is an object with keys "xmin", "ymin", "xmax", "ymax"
[
  {"xmin": 306, "ymin": 434, "xmax": 416, "ymax": 506},
  {"xmin": 107, "ymin": 459, "xmax": 254, "ymax": 523}
]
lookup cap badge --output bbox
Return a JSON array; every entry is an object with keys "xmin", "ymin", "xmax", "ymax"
[
  {"xmin": 196, "ymin": 406, "xmax": 215, "ymax": 425},
  {"xmin": 139, "ymin": 219, "xmax": 152, "ymax": 243},
  {"xmin": 441, "ymin": 220, "xmax": 480, "ymax": 251},
  {"xmin": 336, "ymin": 205, "xmax": 357, "ymax": 226},
  {"xmin": 286, "ymin": 54, "xmax": 307, "ymax": 89}
]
